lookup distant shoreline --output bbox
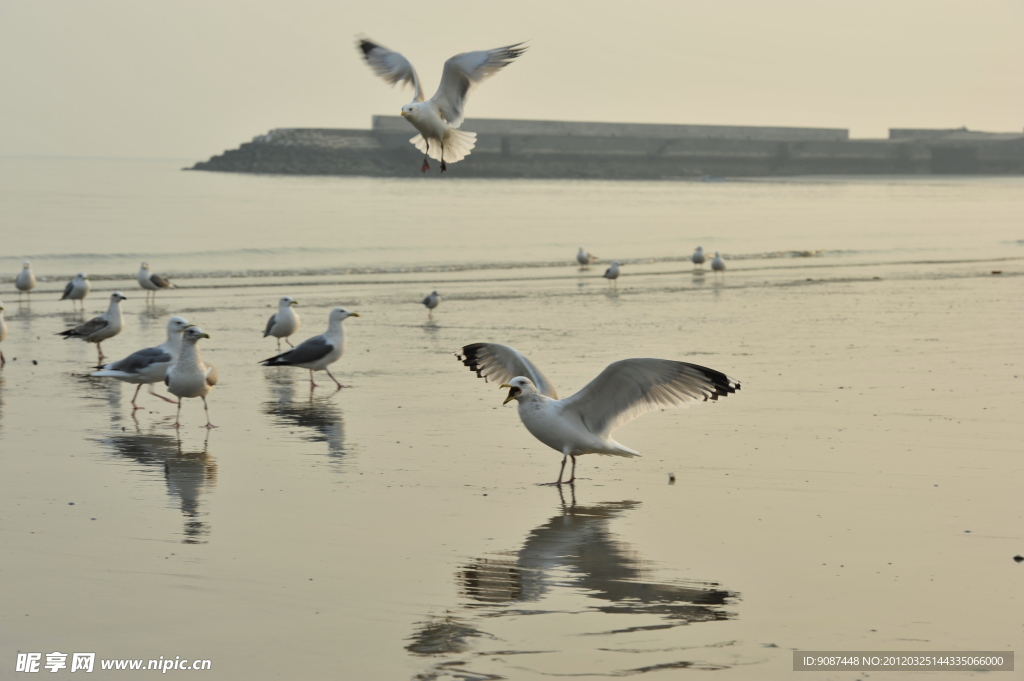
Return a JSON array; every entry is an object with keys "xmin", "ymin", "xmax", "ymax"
[{"xmin": 189, "ymin": 116, "xmax": 1024, "ymax": 179}]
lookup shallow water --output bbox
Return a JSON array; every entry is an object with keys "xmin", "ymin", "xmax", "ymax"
[{"xmin": 1, "ymin": 159, "xmax": 1021, "ymax": 679}]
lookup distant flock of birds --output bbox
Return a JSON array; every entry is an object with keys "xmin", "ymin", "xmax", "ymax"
[
  {"xmin": 2, "ymin": 252, "xmax": 739, "ymax": 484},
  {"xmin": 576, "ymin": 245, "xmax": 726, "ymax": 289}
]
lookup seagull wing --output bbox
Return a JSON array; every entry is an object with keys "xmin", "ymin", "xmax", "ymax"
[
  {"xmin": 99, "ymin": 346, "xmax": 171, "ymax": 374},
  {"xmin": 150, "ymin": 273, "xmax": 172, "ymax": 288},
  {"xmin": 430, "ymin": 43, "xmax": 526, "ymax": 128},
  {"xmin": 357, "ymin": 38, "xmax": 424, "ymax": 102},
  {"xmin": 456, "ymin": 342, "xmax": 558, "ymax": 399},
  {"xmin": 60, "ymin": 316, "xmax": 108, "ymax": 339},
  {"xmin": 61, "ymin": 281, "xmax": 74, "ymax": 300},
  {"xmin": 264, "ymin": 313, "xmax": 278, "ymax": 338},
  {"xmin": 559, "ymin": 359, "xmax": 740, "ymax": 439},
  {"xmin": 261, "ymin": 335, "xmax": 333, "ymax": 366}
]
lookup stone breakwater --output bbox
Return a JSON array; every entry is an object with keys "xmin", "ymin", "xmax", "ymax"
[{"xmin": 189, "ymin": 117, "xmax": 1024, "ymax": 179}]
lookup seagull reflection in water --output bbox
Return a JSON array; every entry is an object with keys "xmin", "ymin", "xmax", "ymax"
[
  {"xmin": 407, "ymin": 489, "xmax": 737, "ymax": 674},
  {"xmin": 262, "ymin": 373, "xmax": 347, "ymax": 460},
  {"xmin": 94, "ymin": 429, "xmax": 216, "ymax": 544}
]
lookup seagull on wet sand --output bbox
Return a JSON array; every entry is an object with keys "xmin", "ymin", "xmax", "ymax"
[
  {"xmin": 422, "ymin": 291, "xmax": 441, "ymax": 318},
  {"xmin": 264, "ymin": 296, "xmax": 301, "ymax": 351},
  {"xmin": 357, "ymin": 37, "xmax": 526, "ymax": 172},
  {"xmin": 91, "ymin": 316, "xmax": 191, "ymax": 410},
  {"xmin": 60, "ymin": 273, "xmax": 90, "ymax": 310},
  {"xmin": 576, "ymin": 247, "xmax": 598, "ymax": 268},
  {"xmin": 260, "ymin": 307, "xmax": 359, "ymax": 390},
  {"xmin": 15, "ymin": 261, "xmax": 36, "ymax": 297},
  {"xmin": 711, "ymin": 251, "xmax": 726, "ymax": 272},
  {"xmin": 137, "ymin": 262, "xmax": 175, "ymax": 302},
  {"xmin": 602, "ymin": 261, "xmax": 621, "ymax": 287},
  {"xmin": 166, "ymin": 325, "xmax": 218, "ymax": 428},
  {"xmin": 691, "ymin": 246, "xmax": 706, "ymax": 269},
  {"xmin": 57, "ymin": 291, "xmax": 126, "ymax": 362},
  {"xmin": 456, "ymin": 342, "xmax": 740, "ymax": 485}
]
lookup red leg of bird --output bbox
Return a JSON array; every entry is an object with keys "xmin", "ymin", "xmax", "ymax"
[
  {"xmin": 147, "ymin": 384, "xmax": 178, "ymax": 404},
  {"xmin": 325, "ymin": 368, "xmax": 346, "ymax": 390},
  {"xmin": 440, "ymin": 143, "xmax": 447, "ymax": 173},
  {"xmin": 131, "ymin": 384, "xmax": 144, "ymax": 411},
  {"xmin": 201, "ymin": 396, "xmax": 216, "ymax": 429},
  {"xmin": 421, "ymin": 158, "xmax": 430, "ymax": 173},
  {"xmin": 309, "ymin": 369, "xmax": 319, "ymax": 388}
]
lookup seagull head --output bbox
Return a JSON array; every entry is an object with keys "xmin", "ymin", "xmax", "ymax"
[
  {"xmin": 140, "ymin": 261, "xmax": 149, "ymax": 269},
  {"xmin": 400, "ymin": 103, "xmax": 422, "ymax": 120},
  {"xmin": 111, "ymin": 291, "xmax": 127, "ymax": 302},
  {"xmin": 280, "ymin": 296, "xmax": 297, "ymax": 307},
  {"xmin": 183, "ymin": 326, "xmax": 210, "ymax": 342},
  {"xmin": 330, "ymin": 307, "xmax": 360, "ymax": 323},
  {"xmin": 22, "ymin": 261, "xmax": 30, "ymax": 268},
  {"xmin": 167, "ymin": 316, "xmax": 191, "ymax": 333},
  {"xmin": 500, "ymin": 377, "xmax": 536, "ymax": 405}
]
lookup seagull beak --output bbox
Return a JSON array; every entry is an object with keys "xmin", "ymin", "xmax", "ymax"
[
  {"xmin": 400, "ymin": 110, "xmax": 408, "ymax": 117},
  {"xmin": 349, "ymin": 312, "xmax": 360, "ymax": 317},
  {"xmin": 500, "ymin": 383, "xmax": 519, "ymax": 405},
  {"xmin": 201, "ymin": 333, "xmax": 211, "ymax": 339}
]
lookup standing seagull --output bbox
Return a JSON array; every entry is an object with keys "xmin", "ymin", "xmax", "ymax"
[
  {"xmin": 711, "ymin": 251, "xmax": 726, "ymax": 273},
  {"xmin": 602, "ymin": 261, "xmax": 621, "ymax": 288},
  {"xmin": 357, "ymin": 37, "xmax": 527, "ymax": 172},
  {"xmin": 15, "ymin": 261, "xmax": 37, "ymax": 297},
  {"xmin": 456, "ymin": 342, "xmax": 740, "ymax": 485},
  {"xmin": 260, "ymin": 307, "xmax": 359, "ymax": 390},
  {"xmin": 137, "ymin": 262, "xmax": 175, "ymax": 302},
  {"xmin": 91, "ymin": 316, "xmax": 191, "ymax": 411},
  {"xmin": 166, "ymin": 325, "xmax": 218, "ymax": 428},
  {"xmin": 264, "ymin": 296, "xmax": 301, "ymax": 351},
  {"xmin": 576, "ymin": 247, "xmax": 598, "ymax": 269},
  {"xmin": 57, "ymin": 291, "xmax": 126, "ymax": 362},
  {"xmin": 422, "ymin": 291, "xmax": 441, "ymax": 318},
  {"xmin": 0, "ymin": 301, "xmax": 7, "ymax": 367},
  {"xmin": 60, "ymin": 273, "xmax": 90, "ymax": 311},
  {"xmin": 691, "ymin": 246, "xmax": 706, "ymax": 270}
]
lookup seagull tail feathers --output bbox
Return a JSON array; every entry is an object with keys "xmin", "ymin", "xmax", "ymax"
[{"xmin": 410, "ymin": 129, "xmax": 477, "ymax": 163}]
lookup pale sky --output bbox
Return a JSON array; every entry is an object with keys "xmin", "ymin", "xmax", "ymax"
[{"xmin": 1, "ymin": 0, "xmax": 1021, "ymax": 159}]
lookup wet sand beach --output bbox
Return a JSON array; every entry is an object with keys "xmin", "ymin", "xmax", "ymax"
[{"xmin": 1, "ymin": 160, "xmax": 1021, "ymax": 679}]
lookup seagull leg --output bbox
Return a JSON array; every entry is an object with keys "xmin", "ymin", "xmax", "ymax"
[
  {"xmin": 276, "ymin": 338, "xmax": 282, "ymax": 352},
  {"xmin": 421, "ymin": 140, "xmax": 431, "ymax": 173},
  {"xmin": 174, "ymin": 401, "xmax": 183, "ymax": 428},
  {"xmin": 324, "ymin": 368, "xmax": 346, "ymax": 390},
  {"xmin": 440, "ymin": 143, "xmax": 447, "ymax": 173},
  {"xmin": 566, "ymin": 455, "xmax": 577, "ymax": 484},
  {"xmin": 146, "ymin": 384, "xmax": 178, "ymax": 404},
  {"xmin": 309, "ymin": 369, "xmax": 319, "ymax": 388},
  {"xmin": 201, "ymin": 396, "xmax": 216, "ymax": 429},
  {"xmin": 130, "ymin": 384, "xmax": 144, "ymax": 411},
  {"xmin": 285, "ymin": 338, "xmax": 294, "ymax": 348},
  {"xmin": 96, "ymin": 343, "xmax": 105, "ymax": 362}
]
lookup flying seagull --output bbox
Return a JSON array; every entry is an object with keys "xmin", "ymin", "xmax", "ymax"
[
  {"xmin": 456, "ymin": 342, "xmax": 740, "ymax": 485},
  {"xmin": 260, "ymin": 307, "xmax": 359, "ymax": 390},
  {"xmin": 357, "ymin": 37, "xmax": 527, "ymax": 172},
  {"xmin": 137, "ymin": 262, "xmax": 175, "ymax": 302},
  {"xmin": 57, "ymin": 291, "xmax": 126, "ymax": 362},
  {"xmin": 91, "ymin": 316, "xmax": 191, "ymax": 411},
  {"xmin": 166, "ymin": 325, "xmax": 218, "ymax": 428},
  {"xmin": 264, "ymin": 296, "xmax": 301, "ymax": 351}
]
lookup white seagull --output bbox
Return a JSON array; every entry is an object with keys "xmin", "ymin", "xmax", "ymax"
[
  {"xmin": 60, "ymin": 273, "xmax": 90, "ymax": 310},
  {"xmin": 57, "ymin": 291, "xmax": 126, "ymax": 362},
  {"xmin": 166, "ymin": 325, "xmax": 218, "ymax": 428},
  {"xmin": 602, "ymin": 261, "xmax": 621, "ymax": 287},
  {"xmin": 456, "ymin": 342, "xmax": 740, "ymax": 485},
  {"xmin": 0, "ymin": 301, "xmax": 7, "ymax": 366},
  {"xmin": 260, "ymin": 307, "xmax": 360, "ymax": 390},
  {"xmin": 691, "ymin": 246, "xmax": 706, "ymax": 269},
  {"xmin": 91, "ymin": 316, "xmax": 191, "ymax": 410},
  {"xmin": 264, "ymin": 296, "xmax": 301, "ymax": 351},
  {"xmin": 137, "ymin": 262, "xmax": 175, "ymax": 302},
  {"xmin": 357, "ymin": 37, "xmax": 527, "ymax": 172},
  {"xmin": 15, "ymin": 261, "xmax": 37, "ymax": 297},
  {"xmin": 576, "ymin": 247, "xmax": 598, "ymax": 268},
  {"xmin": 711, "ymin": 251, "xmax": 726, "ymax": 272},
  {"xmin": 422, "ymin": 291, "xmax": 441, "ymax": 318}
]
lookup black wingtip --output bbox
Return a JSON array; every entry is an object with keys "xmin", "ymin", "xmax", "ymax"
[
  {"xmin": 454, "ymin": 343, "xmax": 491, "ymax": 383},
  {"xmin": 357, "ymin": 38, "xmax": 379, "ymax": 59}
]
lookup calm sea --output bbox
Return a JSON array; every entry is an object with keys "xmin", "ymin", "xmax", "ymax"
[{"xmin": 2, "ymin": 157, "xmax": 1021, "ymax": 286}]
